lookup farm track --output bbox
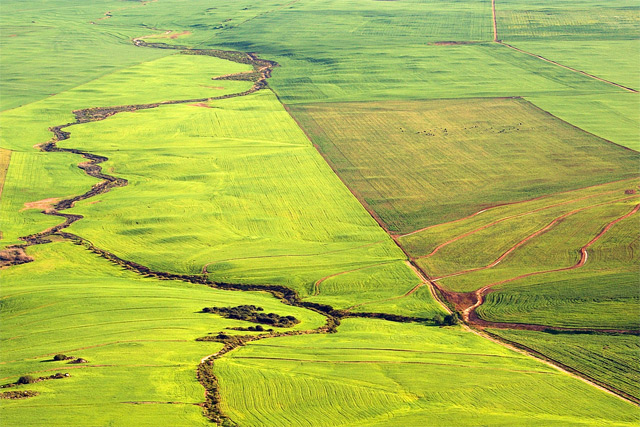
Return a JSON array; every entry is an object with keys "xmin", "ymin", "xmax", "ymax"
[
  {"xmin": 396, "ymin": 177, "xmax": 639, "ymax": 238},
  {"xmin": 432, "ymin": 195, "xmax": 640, "ymax": 280},
  {"xmin": 457, "ymin": 202, "xmax": 640, "ymax": 328},
  {"xmin": 296, "ymin": 124, "xmax": 640, "ymax": 404},
  {"xmin": 418, "ymin": 188, "xmax": 627, "ymax": 259}
]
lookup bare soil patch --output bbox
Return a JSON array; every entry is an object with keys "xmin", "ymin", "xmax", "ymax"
[{"xmin": 22, "ymin": 197, "xmax": 63, "ymax": 212}]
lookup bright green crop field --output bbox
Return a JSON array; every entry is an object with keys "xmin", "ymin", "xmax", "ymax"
[
  {"xmin": 0, "ymin": 242, "xmax": 325, "ymax": 427},
  {"xmin": 489, "ymin": 329, "xmax": 640, "ymax": 402},
  {"xmin": 217, "ymin": 318, "xmax": 639, "ymax": 426},
  {"xmin": 2, "ymin": 0, "xmax": 639, "ymax": 425}
]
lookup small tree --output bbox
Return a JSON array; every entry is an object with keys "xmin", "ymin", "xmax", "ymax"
[
  {"xmin": 433, "ymin": 314, "xmax": 444, "ymax": 325},
  {"xmin": 53, "ymin": 354, "xmax": 67, "ymax": 361}
]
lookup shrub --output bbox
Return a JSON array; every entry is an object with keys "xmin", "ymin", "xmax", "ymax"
[
  {"xmin": 202, "ymin": 305, "xmax": 300, "ymax": 327},
  {"xmin": 16, "ymin": 376, "xmax": 35, "ymax": 385},
  {"xmin": 53, "ymin": 354, "xmax": 67, "ymax": 361}
]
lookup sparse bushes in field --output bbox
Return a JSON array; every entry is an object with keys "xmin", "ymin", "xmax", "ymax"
[
  {"xmin": 202, "ymin": 305, "xmax": 300, "ymax": 328},
  {"xmin": 53, "ymin": 354, "xmax": 70, "ymax": 361}
]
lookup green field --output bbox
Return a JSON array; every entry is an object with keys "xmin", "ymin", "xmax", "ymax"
[
  {"xmin": 0, "ymin": 242, "xmax": 326, "ymax": 427},
  {"xmin": 289, "ymin": 97, "xmax": 638, "ymax": 232},
  {"xmin": 216, "ymin": 318, "xmax": 640, "ymax": 426},
  {"xmin": 430, "ymin": 198, "xmax": 638, "ymax": 292},
  {"xmin": 2, "ymin": 0, "xmax": 639, "ymax": 425},
  {"xmin": 489, "ymin": 329, "xmax": 640, "ymax": 401}
]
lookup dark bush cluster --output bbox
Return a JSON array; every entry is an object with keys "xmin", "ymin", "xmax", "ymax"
[
  {"xmin": 0, "ymin": 390, "xmax": 39, "ymax": 400},
  {"xmin": 53, "ymin": 354, "xmax": 73, "ymax": 361},
  {"xmin": 202, "ymin": 305, "xmax": 300, "ymax": 328},
  {"xmin": 16, "ymin": 376, "xmax": 36, "ymax": 385},
  {"xmin": 433, "ymin": 313, "xmax": 460, "ymax": 326},
  {"xmin": 227, "ymin": 325, "xmax": 273, "ymax": 332}
]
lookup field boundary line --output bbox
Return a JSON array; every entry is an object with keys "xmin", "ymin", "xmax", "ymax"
[
  {"xmin": 466, "ymin": 326, "xmax": 640, "ymax": 405},
  {"xmin": 492, "ymin": 0, "xmax": 498, "ymax": 42},
  {"xmin": 498, "ymin": 42, "xmax": 638, "ymax": 93},
  {"xmin": 396, "ymin": 176, "xmax": 639, "ymax": 238},
  {"xmin": 491, "ymin": 0, "xmax": 637, "ymax": 93}
]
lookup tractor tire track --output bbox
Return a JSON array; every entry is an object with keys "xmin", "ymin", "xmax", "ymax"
[
  {"xmin": 312, "ymin": 260, "xmax": 398, "ymax": 296},
  {"xmin": 460, "ymin": 202, "xmax": 640, "ymax": 326},
  {"xmin": 395, "ymin": 177, "xmax": 638, "ymax": 239},
  {"xmin": 432, "ymin": 195, "xmax": 639, "ymax": 281},
  {"xmin": 0, "ymin": 39, "xmax": 435, "ymax": 419},
  {"xmin": 419, "ymin": 188, "xmax": 625, "ymax": 259}
]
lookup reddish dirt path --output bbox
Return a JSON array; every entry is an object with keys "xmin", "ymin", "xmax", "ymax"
[
  {"xmin": 420, "ymin": 188, "xmax": 623, "ymax": 259},
  {"xmin": 396, "ymin": 177, "xmax": 638, "ymax": 239},
  {"xmin": 313, "ymin": 260, "xmax": 398, "ymax": 296},
  {"xmin": 433, "ymin": 195, "xmax": 639, "ymax": 281},
  {"xmin": 461, "ymin": 202, "xmax": 640, "ymax": 323}
]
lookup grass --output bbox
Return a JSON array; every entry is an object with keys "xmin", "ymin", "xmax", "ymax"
[
  {"xmin": 508, "ymin": 40, "xmax": 639, "ymax": 90},
  {"xmin": 2, "ymin": 0, "xmax": 639, "ymax": 424},
  {"xmin": 413, "ymin": 189, "xmax": 637, "ymax": 277},
  {"xmin": 0, "ymin": 242, "xmax": 326, "ymax": 427},
  {"xmin": 289, "ymin": 97, "xmax": 638, "ymax": 232},
  {"xmin": 526, "ymin": 93, "xmax": 640, "ymax": 151},
  {"xmin": 0, "ymin": 0, "xmax": 172, "ymax": 111},
  {"xmin": 496, "ymin": 0, "xmax": 639, "ymax": 41},
  {"xmin": 488, "ymin": 329, "xmax": 640, "ymax": 401},
  {"xmin": 0, "ymin": 151, "xmax": 96, "ymax": 246},
  {"xmin": 215, "ymin": 318, "xmax": 640, "ymax": 427},
  {"xmin": 309, "ymin": 260, "xmax": 443, "ymax": 318}
]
